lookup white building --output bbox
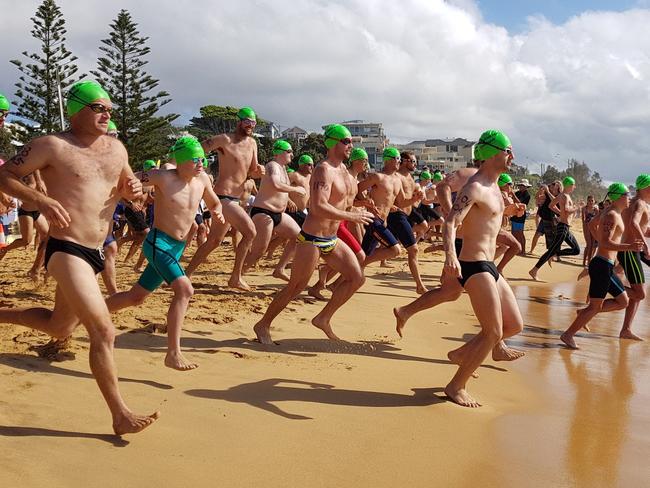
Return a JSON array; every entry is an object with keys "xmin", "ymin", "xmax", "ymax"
[{"xmin": 396, "ymin": 137, "xmax": 475, "ymax": 172}]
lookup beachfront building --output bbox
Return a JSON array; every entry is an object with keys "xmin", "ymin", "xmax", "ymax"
[
  {"xmin": 323, "ymin": 120, "xmax": 388, "ymax": 168},
  {"xmin": 281, "ymin": 126, "xmax": 308, "ymax": 141},
  {"xmin": 395, "ymin": 138, "xmax": 475, "ymax": 172},
  {"xmin": 256, "ymin": 121, "xmax": 282, "ymax": 139}
]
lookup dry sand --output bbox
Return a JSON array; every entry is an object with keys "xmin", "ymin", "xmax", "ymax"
[{"xmin": 1, "ymin": 228, "xmax": 649, "ymax": 487}]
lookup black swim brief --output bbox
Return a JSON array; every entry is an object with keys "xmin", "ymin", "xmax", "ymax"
[
  {"xmin": 18, "ymin": 207, "xmax": 40, "ymax": 221},
  {"xmin": 202, "ymin": 210, "xmax": 212, "ymax": 220},
  {"xmin": 194, "ymin": 213, "xmax": 204, "ymax": 225},
  {"xmin": 250, "ymin": 206, "xmax": 282, "ymax": 228},
  {"xmin": 218, "ymin": 194, "xmax": 239, "ymax": 202},
  {"xmin": 457, "ymin": 260, "xmax": 499, "ymax": 288},
  {"xmin": 286, "ymin": 209, "xmax": 306, "ymax": 227},
  {"xmin": 45, "ymin": 237, "xmax": 105, "ymax": 275}
]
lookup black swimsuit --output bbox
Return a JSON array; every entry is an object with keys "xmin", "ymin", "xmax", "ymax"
[
  {"xmin": 250, "ymin": 206, "xmax": 282, "ymax": 228},
  {"xmin": 18, "ymin": 208, "xmax": 40, "ymax": 221},
  {"xmin": 44, "ymin": 237, "xmax": 105, "ymax": 275},
  {"xmin": 457, "ymin": 260, "xmax": 499, "ymax": 288}
]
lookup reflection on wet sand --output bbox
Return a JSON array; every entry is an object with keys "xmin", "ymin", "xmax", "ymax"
[{"xmin": 493, "ymin": 280, "xmax": 650, "ymax": 487}]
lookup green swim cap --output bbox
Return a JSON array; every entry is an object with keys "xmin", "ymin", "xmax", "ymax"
[
  {"xmin": 237, "ymin": 106, "xmax": 256, "ymax": 121},
  {"xmin": 420, "ymin": 171, "xmax": 432, "ymax": 180},
  {"xmin": 498, "ymin": 173, "xmax": 513, "ymax": 187},
  {"xmin": 298, "ymin": 154, "xmax": 313, "ymax": 165},
  {"xmin": 287, "ymin": 167, "xmax": 295, "ymax": 173},
  {"xmin": 563, "ymin": 176, "xmax": 576, "ymax": 187},
  {"xmin": 0, "ymin": 93, "xmax": 10, "ymax": 111},
  {"xmin": 607, "ymin": 182, "xmax": 629, "ymax": 202},
  {"xmin": 107, "ymin": 120, "xmax": 117, "ymax": 132},
  {"xmin": 383, "ymin": 147, "xmax": 400, "ymax": 161},
  {"xmin": 635, "ymin": 174, "xmax": 650, "ymax": 191},
  {"xmin": 433, "ymin": 172, "xmax": 443, "ymax": 182},
  {"xmin": 143, "ymin": 159, "xmax": 157, "ymax": 170},
  {"xmin": 474, "ymin": 130, "xmax": 512, "ymax": 161},
  {"xmin": 349, "ymin": 148, "xmax": 368, "ymax": 162},
  {"xmin": 67, "ymin": 81, "xmax": 111, "ymax": 117},
  {"xmin": 170, "ymin": 136, "xmax": 205, "ymax": 165},
  {"xmin": 324, "ymin": 124, "xmax": 352, "ymax": 149},
  {"xmin": 272, "ymin": 140, "xmax": 292, "ymax": 155}
]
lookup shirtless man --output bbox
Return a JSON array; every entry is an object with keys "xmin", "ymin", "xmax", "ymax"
[
  {"xmin": 560, "ymin": 183, "xmax": 643, "ymax": 349},
  {"xmin": 185, "ymin": 106, "xmax": 264, "ymax": 291},
  {"xmin": 616, "ymin": 174, "xmax": 650, "ymax": 340},
  {"xmin": 105, "ymin": 136, "xmax": 224, "ymax": 370},
  {"xmin": 440, "ymin": 130, "xmax": 524, "ymax": 407},
  {"xmin": 358, "ymin": 147, "xmax": 426, "ymax": 292},
  {"xmin": 495, "ymin": 173, "xmax": 524, "ymax": 274},
  {"xmin": 252, "ymin": 124, "xmax": 373, "ymax": 344},
  {"xmin": 0, "ymin": 81, "xmax": 158, "ymax": 434},
  {"xmin": 529, "ymin": 176, "xmax": 582, "ymax": 280},
  {"xmin": 286, "ymin": 154, "xmax": 313, "ymax": 228},
  {"xmin": 244, "ymin": 140, "xmax": 305, "ymax": 278}
]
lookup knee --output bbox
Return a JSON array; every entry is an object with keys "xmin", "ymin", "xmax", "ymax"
[
  {"xmin": 617, "ymin": 294, "xmax": 630, "ymax": 309},
  {"xmin": 51, "ymin": 322, "xmax": 78, "ymax": 340},
  {"xmin": 512, "ymin": 241, "xmax": 522, "ymax": 253},
  {"xmin": 89, "ymin": 319, "xmax": 116, "ymax": 345},
  {"xmin": 175, "ymin": 280, "xmax": 194, "ymax": 301},
  {"xmin": 486, "ymin": 327, "xmax": 503, "ymax": 344},
  {"xmin": 636, "ymin": 288, "xmax": 646, "ymax": 301},
  {"xmin": 350, "ymin": 272, "xmax": 365, "ymax": 289},
  {"xmin": 242, "ymin": 226, "xmax": 257, "ymax": 242},
  {"xmin": 407, "ymin": 245, "xmax": 418, "ymax": 258},
  {"xmin": 391, "ymin": 245, "xmax": 402, "ymax": 259}
]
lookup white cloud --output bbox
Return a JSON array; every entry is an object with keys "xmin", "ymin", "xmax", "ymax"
[{"xmin": 0, "ymin": 0, "xmax": 649, "ymax": 181}]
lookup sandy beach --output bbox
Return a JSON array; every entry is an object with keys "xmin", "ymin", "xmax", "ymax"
[{"xmin": 1, "ymin": 228, "xmax": 648, "ymax": 487}]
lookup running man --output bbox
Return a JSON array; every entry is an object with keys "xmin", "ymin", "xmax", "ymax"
[
  {"xmin": 252, "ymin": 124, "xmax": 373, "ymax": 344},
  {"xmin": 244, "ymin": 140, "xmax": 305, "ymax": 277},
  {"xmin": 285, "ymin": 153, "xmax": 313, "ymax": 228},
  {"xmin": 617, "ymin": 174, "xmax": 650, "ymax": 340},
  {"xmin": 0, "ymin": 80, "xmax": 158, "ymax": 434},
  {"xmin": 529, "ymin": 176, "xmax": 582, "ymax": 280},
  {"xmin": 440, "ymin": 130, "xmax": 524, "ymax": 407},
  {"xmin": 185, "ymin": 106, "xmax": 264, "ymax": 291},
  {"xmin": 560, "ymin": 183, "xmax": 643, "ymax": 349},
  {"xmin": 358, "ymin": 147, "xmax": 426, "ymax": 293},
  {"xmin": 106, "ymin": 136, "xmax": 224, "ymax": 370}
]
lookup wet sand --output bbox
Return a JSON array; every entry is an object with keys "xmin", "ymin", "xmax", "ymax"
[{"xmin": 0, "ymin": 231, "xmax": 648, "ymax": 487}]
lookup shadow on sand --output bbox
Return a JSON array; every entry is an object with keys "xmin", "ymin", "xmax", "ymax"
[
  {"xmin": 0, "ymin": 425, "xmax": 129, "ymax": 447},
  {"xmin": 186, "ymin": 378, "xmax": 446, "ymax": 419}
]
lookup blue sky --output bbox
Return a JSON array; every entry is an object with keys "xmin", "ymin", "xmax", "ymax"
[{"xmin": 479, "ymin": 0, "xmax": 645, "ymax": 31}]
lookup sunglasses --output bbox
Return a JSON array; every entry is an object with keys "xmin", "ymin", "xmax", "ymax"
[
  {"xmin": 88, "ymin": 103, "xmax": 113, "ymax": 115},
  {"xmin": 191, "ymin": 157, "xmax": 208, "ymax": 167},
  {"xmin": 329, "ymin": 137, "xmax": 353, "ymax": 146},
  {"xmin": 0, "ymin": 110, "xmax": 8, "ymax": 118},
  {"xmin": 240, "ymin": 118, "xmax": 257, "ymax": 127},
  {"xmin": 480, "ymin": 141, "xmax": 513, "ymax": 155}
]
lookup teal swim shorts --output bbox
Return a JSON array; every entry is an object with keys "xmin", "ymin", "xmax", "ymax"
[{"xmin": 137, "ymin": 228, "xmax": 187, "ymax": 291}]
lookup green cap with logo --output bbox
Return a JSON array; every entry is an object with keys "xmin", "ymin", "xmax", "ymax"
[
  {"xmin": 324, "ymin": 124, "xmax": 352, "ymax": 149},
  {"xmin": 420, "ymin": 171, "xmax": 432, "ymax": 180},
  {"xmin": 298, "ymin": 154, "xmax": 313, "ymax": 165},
  {"xmin": 383, "ymin": 147, "xmax": 400, "ymax": 161},
  {"xmin": 67, "ymin": 81, "xmax": 111, "ymax": 117},
  {"xmin": 170, "ymin": 136, "xmax": 206, "ymax": 166},
  {"xmin": 349, "ymin": 148, "xmax": 368, "ymax": 162},
  {"xmin": 143, "ymin": 160, "xmax": 157, "ymax": 171},
  {"xmin": 433, "ymin": 172, "xmax": 443, "ymax": 182},
  {"xmin": 237, "ymin": 106, "xmax": 256, "ymax": 121},
  {"xmin": 474, "ymin": 129, "xmax": 511, "ymax": 161},
  {"xmin": 607, "ymin": 182, "xmax": 629, "ymax": 202},
  {"xmin": 272, "ymin": 140, "xmax": 292, "ymax": 155},
  {"xmin": 635, "ymin": 174, "xmax": 650, "ymax": 191}
]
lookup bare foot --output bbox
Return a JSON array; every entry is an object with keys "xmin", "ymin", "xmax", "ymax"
[
  {"xmin": 560, "ymin": 332, "xmax": 579, "ymax": 350},
  {"xmin": 492, "ymin": 342, "xmax": 525, "ymax": 361},
  {"xmin": 393, "ymin": 307, "xmax": 409, "ymax": 338},
  {"xmin": 424, "ymin": 243, "xmax": 443, "ymax": 253},
  {"xmin": 113, "ymin": 411, "xmax": 160, "ymax": 436},
  {"xmin": 228, "ymin": 277, "xmax": 252, "ymax": 292},
  {"xmin": 380, "ymin": 260, "xmax": 394, "ymax": 268},
  {"xmin": 253, "ymin": 322, "xmax": 274, "ymax": 345},
  {"xmin": 416, "ymin": 285, "xmax": 428, "ymax": 295},
  {"xmin": 272, "ymin": 269, "xmax": 290, "ymax": 282},
  {"xmin": 444, "ymin": 385, "xmax": 481, "ymax": 407},
  {"xmin": 528, "ymin": 267, "xmax": 539, "ymax": 281},
  {"xmin": 164, "ymin": 350, "xmax": 198, "ymax": 371},
  {"xmin": 447, "ymin": 348, "xmax": 479, "ymax": 378},
  {"xmin": 312, "ymin": 316, "xmax": 341, "ymax": 340},
  {"xmin": 620, "ymin": 329, "xmax": 644, "ymax": 341},
  {"xmin": 307, "ymin": 285, "xmax": 327, "ymax": 301}
]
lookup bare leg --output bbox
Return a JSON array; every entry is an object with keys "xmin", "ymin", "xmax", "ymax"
[
  {"xmin": 363, "ymin": 244, "xmax": 401, "ymax": 268},
  {"xmin": 620, "ymin": 284, "xmax": 645, "ymax": 340},
  {"xmin": 48, "ymin": 253, "xmax": 158, "ymax": 434},
  {"xmin": 244, "ymin": 214, "xmax": 274, "ymax": 271},
  {"xmin": 101, "ymin": 241, "xmax": 119, "ymax": 296},
  {"xmin": 394, "ymin": 272, "xmax": 462, "ymax": 337},
  {"xmin": 0, "ymin": 215, "xmax": 35, "ymax": 261},
  {"xmin": 496, "ymin": 230, "xmax": 521, "ymax": 274},
  {"xmin": 561, "ymin": 299, "xmax": 604, "ymax": 350},
  {"xmin": 124, "ymin": 230, "xmax": 148, "ymax": 263},
  {"xmin": 405, "ymin": 244, "xmax": 428, "ymax": 294},
  {"xmin": 164, "ymin": 277, "xmax": 198, "ymax": 371},
  {"xmin": 253, "ymin": 243, "xmax": 320, "ymax": 344},
  {"xmin": 529, "ymin": 232, "xmax": 542, "ymax": 255},
  {"xmin": 185, "ymin": 215, "xmax": 230, "ymax": 277}
]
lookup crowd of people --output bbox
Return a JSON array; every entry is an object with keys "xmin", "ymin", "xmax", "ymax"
[{"xmin": 0, "ymin": 82, "xmax": 647, "ymax": 434}]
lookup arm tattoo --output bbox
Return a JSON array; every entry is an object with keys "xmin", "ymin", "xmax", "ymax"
[
  {"xmin": 9, "ymin": 145, "xmax": 32, "ymax": 166},
  {"xmin": 451, "ymin": 195, "xmax": 471, "ymax": 213},
  {"xmin": 141, "ymin": 172, "xmax": 150, "ymax": 183},
  {"xmin": 267, "ymin": 166, "xmax": 278, "ymax": 176},
  {"xmin": 313, "ymin": 181, "xmax": 330, "ymax": 191}
]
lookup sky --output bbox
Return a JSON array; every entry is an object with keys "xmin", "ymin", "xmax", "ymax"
[{"xmin": 1, "ymin": 0, "xmax": 649, "ymax": 182}]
